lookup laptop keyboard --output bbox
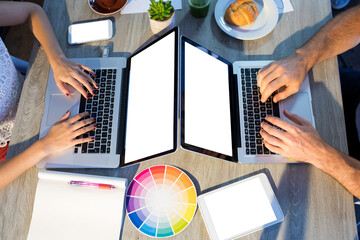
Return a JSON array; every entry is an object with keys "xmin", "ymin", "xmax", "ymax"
[
  {"xmin": 240, "ymin": 68, "xmax": 279, "ymax": 155},
  {"xmin": 74, "ymin": 68, "xmax": 117, "ymax": 154}
]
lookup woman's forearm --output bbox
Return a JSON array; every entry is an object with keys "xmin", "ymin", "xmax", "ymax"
[
  {"xmin": 26, "ymin": 4, "xmax": 66, "ymax": 70},
  {"xmin": 0, "ymin": 140, "xmax": 47, "ymax": 189}
]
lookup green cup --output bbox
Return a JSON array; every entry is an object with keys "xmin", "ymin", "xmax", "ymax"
[{"xmin": 189, "ymin": 0, "xmax": 211, "ymax": 18}]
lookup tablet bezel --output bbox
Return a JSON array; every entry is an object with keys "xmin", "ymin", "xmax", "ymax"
[{"xmin": 198, "ymin": 173, "xmax": 284, "ymax": 240}]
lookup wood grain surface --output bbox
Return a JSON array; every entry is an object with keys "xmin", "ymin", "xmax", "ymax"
[{"xmin": 0, "ymin": 0, "xmax": 357, "ymax": 239}]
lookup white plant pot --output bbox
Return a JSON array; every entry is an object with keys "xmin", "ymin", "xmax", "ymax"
[{"xmin": 148, "ymin": 11, "xmax": 175, "ymax": 34}]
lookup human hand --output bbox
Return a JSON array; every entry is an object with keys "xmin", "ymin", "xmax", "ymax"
[
  {"xmin": 38, "ymin": 111, "xmax": 96, "ymax": 156},
  {"xmin": 51, "ymin": 56, "xmax": 98, "ymax": 99},
  {"xmin": 260, "ymin": 110, "xmax": 330, "ymax": 168},
  {"xmin": 257, "ymin": 52, "xmax": 309, "ymax": 103}
]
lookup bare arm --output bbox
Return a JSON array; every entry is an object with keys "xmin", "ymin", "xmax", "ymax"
[
  {"xmin": 257, "ymin": 5, "xmax": 360, "ymax": 103},
  {"xmin": 261, "ymin": 110, "xmax": 360, "ymax": 199},
  {"xmin": 0, "ymin": 1, "xmax": 97, "ymax": 98},
  {"xmin": 0, "ymin": 112, "xmax": 95, "ymax": 189}
]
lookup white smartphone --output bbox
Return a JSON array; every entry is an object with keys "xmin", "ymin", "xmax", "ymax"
[{"xmin": 68, "ymin": 19, "xmax": 113, "ymax": 45}]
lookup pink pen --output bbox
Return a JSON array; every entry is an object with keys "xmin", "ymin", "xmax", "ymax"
[{"xmin": 69, "ymin": 180, "xmax": 115, "ymax": 189}]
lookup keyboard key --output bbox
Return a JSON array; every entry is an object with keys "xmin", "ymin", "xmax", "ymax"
[
  {"xmin": 81, "ymin": 143, "xmax": 88, "ymax": 153},
  {"xmin": 264, "ymin": 147, "xmax": 270, "ymax": 154},
  {"xmin": 88, "ymin": 148, "xmax": 99, "ymax": 153},
  {"xmin": 101, "ymin": 145, "xmax": 106, "ymax": 153}
]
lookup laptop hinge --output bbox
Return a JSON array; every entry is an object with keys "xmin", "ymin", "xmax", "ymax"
[
  {"xmin": 229, "ymin": 68, "xmax": 241, "ymax": 160},
  {"xmin": 116, "ymin": 67, "xmax": 129, "ymax": 156}
]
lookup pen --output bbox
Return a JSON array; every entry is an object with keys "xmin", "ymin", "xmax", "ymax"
[{"xmin": 69, "ymin": 180, "xmax": 115, "ymax": 189}]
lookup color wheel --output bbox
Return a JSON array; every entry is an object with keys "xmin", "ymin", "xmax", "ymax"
[{"xmin": 126, "ymin": 165, "xmax": 197, "ymax": 238}]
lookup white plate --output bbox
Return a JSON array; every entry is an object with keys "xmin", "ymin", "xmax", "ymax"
[{"xmin": 214, "ymin": 0, "xmax": 279, "ymax": 40}]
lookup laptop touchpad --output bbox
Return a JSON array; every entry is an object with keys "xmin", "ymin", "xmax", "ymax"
[
  {"xmin": 279, "ymin": 92, "xmax": 314, "ymax": 126},
  {"xmin": 46, "ymin": 94, "xmax": 79, "ymax": 126}
]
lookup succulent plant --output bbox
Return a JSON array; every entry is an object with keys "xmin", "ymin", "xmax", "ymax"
[{"xmin": 148, "ymin": 0, "xmax": 174, "ymax": 21}]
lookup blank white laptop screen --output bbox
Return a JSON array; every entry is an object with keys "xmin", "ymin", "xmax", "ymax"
[
  {"xmin": 124, "ymin": 32, "xmax": 175, "ymax": 164},
  {"xmin": 184, "ymin": 42, "xmax": 232, "ymax": 157}
]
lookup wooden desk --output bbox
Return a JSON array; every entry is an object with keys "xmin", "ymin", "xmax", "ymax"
[{"xmin": 0, "ymin": 0, "xmax": 357, "ymax": 239}]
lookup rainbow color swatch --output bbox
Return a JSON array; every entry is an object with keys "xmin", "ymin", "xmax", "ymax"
[{"xmin": 126, "ymin": 165, "xmax": 197, "ymax": 238}]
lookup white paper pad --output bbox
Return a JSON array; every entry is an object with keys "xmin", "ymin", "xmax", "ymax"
[
  {"xmin": 121, "ymin": 0, "xmax": 182, "ymax": 15},
  {"xmin": 27, "ymin": 171, "xmax": 128, "ymax": 240},
  {"xmin": 274, "ymin": 0, "xmax": 294, "ymax": 13}
]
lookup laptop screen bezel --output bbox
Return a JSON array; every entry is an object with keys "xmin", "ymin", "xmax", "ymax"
[
  {"xmin": 119, "ymin": 27, "xmax": 179, "ymax": 167},
  {"xmin": 180, "ymin": 36, "xmax": 240, "ymax": 162}
]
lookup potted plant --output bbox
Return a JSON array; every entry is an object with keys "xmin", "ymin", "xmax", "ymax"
[{"xmin": 148, "ymin": 0, "xmax": 175, "ymax": 34}]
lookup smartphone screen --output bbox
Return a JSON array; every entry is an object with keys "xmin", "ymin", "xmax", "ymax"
[{"xmin": 68, "ymin": 19, "xmax": 113, "ymax": 44}]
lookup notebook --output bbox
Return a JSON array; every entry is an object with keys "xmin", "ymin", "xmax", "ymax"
[
  {"xmin": 198, "ymin": 173, "xmax": 284, "ymax": 240},
  {"xmin": 27, "ymin": 171, "xmax": 127, "ymax": 240},
  {"xmin": 39, "ymin": 28, "xmax": 178, "ymax": 168},
  {"xmin": 180, "ymin": 36, "xmax": 315, "ymax": 163}
]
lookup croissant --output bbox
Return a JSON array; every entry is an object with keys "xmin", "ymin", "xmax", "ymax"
[{"xmin": 224, "ymin": 0, "xmax": 259, "ymax": 26}]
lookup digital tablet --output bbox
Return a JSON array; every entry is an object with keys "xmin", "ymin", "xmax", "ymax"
[{"xmin": 198, "ymin": 173, "xmax": 284, "ymax": 240}]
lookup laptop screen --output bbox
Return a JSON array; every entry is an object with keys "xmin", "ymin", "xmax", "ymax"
[
  {"xmin": 123, "ymin": 29, "xmax": 178, "ymax": 164},
  {"xmin": 181, "ymin": 37, "xmax": 236, "ymax": 161}
]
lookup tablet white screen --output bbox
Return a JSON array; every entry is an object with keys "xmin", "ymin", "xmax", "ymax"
[
  {"xmin": 124, "ymin": 32, "xmax": 175, "ymax": 163},
  {"xmin": 203, "ymin": 177, "xmax": 277, "ymax": 240},
  {"xmin": 184, "ymin": 42, "xmax": 232, "ymax": 157}
]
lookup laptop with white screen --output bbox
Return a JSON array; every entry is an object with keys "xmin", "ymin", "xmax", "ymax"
[
  {"xmin": 180, "ymin": 36, "xmax": 315, "ymax": 163},
  {"xmin": 39, "ymin": 28, "xmax": 179, "ymax": 168}
]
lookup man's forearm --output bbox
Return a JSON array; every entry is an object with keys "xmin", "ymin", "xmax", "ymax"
[
  {"xmin": 316, "ymin": 144, "xmax": 360, "ymax": 199},
  {"xmin": 296, "ymin": 5, "xmax": 360, "ymax": 72}
]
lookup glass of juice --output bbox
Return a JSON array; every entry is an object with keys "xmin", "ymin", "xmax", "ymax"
[{"xmin": 188, "ymin": 0, "xmax": 211, "ymax": 18}]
